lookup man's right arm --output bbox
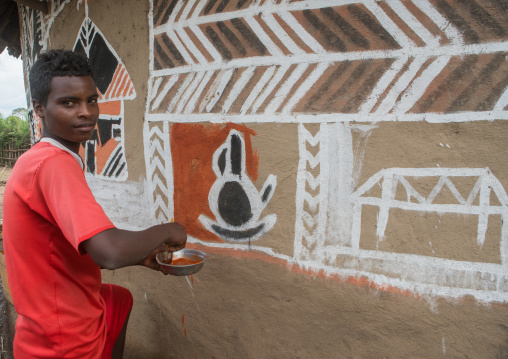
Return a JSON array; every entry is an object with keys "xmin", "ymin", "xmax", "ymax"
[{"xmin": 81, "ymin": 222, "xmax": 187, "ymax": 270}]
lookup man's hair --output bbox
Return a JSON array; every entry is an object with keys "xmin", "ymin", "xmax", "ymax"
[{"xmin": 29, "ymin": 49, "xmax": 94, "ymax": 106}]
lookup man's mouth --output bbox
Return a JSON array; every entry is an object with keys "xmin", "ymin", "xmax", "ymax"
[{"xmin": 75, "ymin": 123, "xmax": 95, "ymax": 131}]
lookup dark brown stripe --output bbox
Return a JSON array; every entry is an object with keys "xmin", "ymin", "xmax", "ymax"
[
  {"xmin": 303, "ymin": 62, "xmax": 352, "ymax": 112},
  {"xmin": 217, "ymin": 21, "xmax": 246, "ymax": 56},
  {"xmin": 204, "ymin": 0, "xmax": 219, "ymax": 15},
  {"xmin": 446, "ymin": 54, "xmax": 505, "ymax": 112},
  {"xmin": 347, "ymin": 4, "xmax": 400, "ymax": 49},
  {"xmin": 154, "ymin": 39, "xmax": 175, "ymax": 69},
  {"xmin": 324, "ymin": 60, "xmax": 372, "ymax": 111},
  {"xmin": 461, "ymin": 0, "xmax": 505, "ymax": 37},
  {"xmin": 205, "ymin": 26, "xmax": 232, "ymax": 60},
  {"xmin": 418, "ymin": 56, "xmax": 479, "ymax": 112},
  {"xmin": 320, "ymin": 7, "xmax": 369, "ymax": 50},
  {"xmin": 216, "ymin": 0, "xmax": 230, "ymax": 13},
  {"xmin": 487, "ymin": 0, "xmax": 508, "ymax": 12},
  {"xmin": 231, "ymin": 18, "xmax": 267, "ymax": 55},
  {"xmin": 343, "ymin": 59, "xmax": 394, "ymax": 113},
  {"xmin": 161, "ymin": 33, "xmax": 186, "ymax": 66},
  {"xmin": 303, "ymin": 9, "xmax": 347, "ymax": 52},
  {"xmin": 435, "ymin": 0, "xmax": 479, "ymax": 44},
  {"xmin": 475, "ymin": 73, "xmax": 508, "ymax": 111},
  {"xmin": 236, "ymin": 0, "xmax": 249, "ymax": 9}
]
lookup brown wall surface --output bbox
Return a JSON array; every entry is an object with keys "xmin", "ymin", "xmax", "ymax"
[{"xmin": 16, "ymin": 0, "xmax": 508, "ymax": 357}]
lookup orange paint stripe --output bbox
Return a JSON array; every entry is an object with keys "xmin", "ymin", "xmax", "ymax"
[
  {"xmin": 98, "ymin": 100, "xmax": 121, "ymax": 115},
  {"xmin": 113, "ymin": 67, "xmax": 129, "ymax": 99},
  {"xmin": 112, "ymin": 67, "xmax": 127, "ymax": 99},
  {"xmin": 111, "ymin": 66, "xmax": 124, "ymax": 95},
  {"xmin": 185, "ymin": 242, "xmax": 418, "ymax": 299},
  {"xmin": 122, "ymin": 82, "xmax": 134, "ymax": 99},
  {"xmin": 105, "ymin": 66, "xmax": 123, "ymax": 99}
]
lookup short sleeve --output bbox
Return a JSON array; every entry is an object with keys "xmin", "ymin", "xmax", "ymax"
[{"xmin": 29, "ymin": 152, "xmax": 115, "ymax": 254}]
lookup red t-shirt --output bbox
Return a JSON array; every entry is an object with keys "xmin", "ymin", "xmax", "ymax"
[{"xmin": 3, "ymin": 141, "xmax": 116, "ymax": 358}]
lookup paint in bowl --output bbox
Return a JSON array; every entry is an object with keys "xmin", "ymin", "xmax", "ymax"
[{"xmin": 156, "ymin": 248, "xmax": 207, "ymax": 276}]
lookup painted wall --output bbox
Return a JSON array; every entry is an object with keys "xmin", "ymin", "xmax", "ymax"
[{"xmin": 19, "ymin": 0, "xmax": 508, "ymax": 357}]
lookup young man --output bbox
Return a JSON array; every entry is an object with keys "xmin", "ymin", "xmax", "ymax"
[{"xmin": 2, "ymin": 49, "xmax": 187, "ymax": 358}]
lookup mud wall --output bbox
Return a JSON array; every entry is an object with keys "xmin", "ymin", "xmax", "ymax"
[{"xmin": 18, "ymin": 0, "xmax": 508, "ymax": 357}]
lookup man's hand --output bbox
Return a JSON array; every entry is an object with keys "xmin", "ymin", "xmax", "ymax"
[
  {"xmin": 138, "ymin": 222, "xmax": 187, "ymax": 274},
  {"xmin": 138, "ymin": 244, "xmax": 167, "ymax": 271},
  {"xmin": 164, "ymin": 222, "xmax": 187, "ymax": 252}
]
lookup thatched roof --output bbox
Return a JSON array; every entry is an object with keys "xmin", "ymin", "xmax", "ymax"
[
  {"xmin": 0, "ymin": 0, "xmax": 48, "ymax": 58},
  {"xmin": 0, "ymin": 0, "xmax": 21, "ymax": 58}
]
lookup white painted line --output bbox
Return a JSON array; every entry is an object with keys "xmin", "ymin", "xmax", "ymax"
[
  {"xmin": 167, "ymin": 30, "xmax": 195, "ymax": 65},
  {"xmin": 221, "ymin": 66, "xmax": 256, "ymax": 113},
  {"xmin": 167, "ymin": 73, "xmax": 196, "ymax": 112},
  {"xmin": 278, "ymin": 11, "xmax": 325, "ymax": 54},
  {"xmin": 251, "ymin": 64, "xmax": 290, "ymax": 113},
  {"xmin": 184, "ymin": 70, "xmax": 214, "ymax": 114},
  {"xmin": 262, "ymin": 12, "xmax": 304, "ymax": 55},
  {"xmin": 204, "ymin": 68, "xmax": 234, "ymax": 112},
  {"xmin": 244, "ymin": 15, "xmax": 283, "ymax": 56},
  {"xmin": 150, "ymin": 41, "xmax": 508, "ymax": 77},
  {"xmin": 176, "ymin": 27, "xmax": 208, "ymax": 64},
  {"xmin": 179, "ymin": 0, "xmax": 198, "ymax": 22},
  {"xmin": 412, "ymin": 0, "xmax": 463, "ymax": 45},
  {"xmin": 266, "ymin": 62, "xmax": 308, "ymax": 113},
  {"xmin": 175, "ymin": 71, "xmax": 206, "ymax": 113},
  {"xmin": 494, "ymin": 85, "xmax": 508, "ymax": 111},
  {"xmin": 393, "ymin": 55, "xmax": 450, "ymax": 114},
  {"xmin": 151, "ymin": 75, "xmax": 179, "ymax": 111},
  {"xmin": 282, "ymin": 62, "xmax": 329, "ymax": 114},
  {"xmin": 376, "ymin": 56, "xmax": 428, "ymax": 115},
  {"xmin": 240, "ymin": 66, "xmax": 276, "ymax": 114},
  {"xmin": 386, "ymin": 0, "xmax": 439, "ymax": 47},
  {"xmin": 189, "ymin": 24, "xmax": 223, "ymax": 62},
  {"xmin": 364, "ymin": 0, "xmax": 415, "ymax": 49},
  {"xmin": 360, "ymin": 56, "xmax": 408, "ymax": 114}
]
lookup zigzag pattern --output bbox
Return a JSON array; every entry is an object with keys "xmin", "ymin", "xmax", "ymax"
[
  {"xmin": 295, "ymin": 124, "xmax": 322, "ymax": 259},
  {"xmin": 148, "ymin": 0, "xmax": 508, "ymax": 119},
  {"xmin": 147, "ymin": 123, "xmax": 172, "ymax": 223}
]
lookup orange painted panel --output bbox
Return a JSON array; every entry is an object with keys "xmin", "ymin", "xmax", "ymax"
[{"xmin": 171, "ymin": 123, "xmax": 259, "ymax": 242}]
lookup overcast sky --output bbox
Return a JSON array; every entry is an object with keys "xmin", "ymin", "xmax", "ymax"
[{"xmin": 0, "ymin": 50, "xmax": 27, "ymax": 117}]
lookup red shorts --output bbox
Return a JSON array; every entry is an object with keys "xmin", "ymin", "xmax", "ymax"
[{"xmin": 100, "ymin": 284, "xmax": 133, "ymax": 359}]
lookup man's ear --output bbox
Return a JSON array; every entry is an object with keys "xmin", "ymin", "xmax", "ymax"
[{"xmin": 33, "ymin": 99, "xmax": 44, "ymax": 119}]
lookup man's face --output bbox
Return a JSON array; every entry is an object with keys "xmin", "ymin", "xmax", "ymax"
[{"xmin": 34, "ymin": 76, "xmax": 99, "ymax": 150}]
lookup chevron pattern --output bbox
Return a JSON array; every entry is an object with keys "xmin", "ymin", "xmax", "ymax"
[
  {"xmin": 294, "ymin": 124, "xmax": 323, "ymax": 260},
  {"xmin": 20, "ymin": 6, "xmax": 44, "ymax": 143},
  {"xmin": 146, "ymin": 122, "xmax": 173, "ymax": 224},
  {"xmin": 147, "ymin": 0, "xmax": 508, "ymax": 122}
]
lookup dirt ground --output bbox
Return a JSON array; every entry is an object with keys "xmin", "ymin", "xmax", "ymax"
[
  {"xmin": 0, "ymin": 165, "xmax": 13, "ymax": 359},
  {"xmin": 0, "ymin": 165, "xmax": 12, "ymax": 225}
]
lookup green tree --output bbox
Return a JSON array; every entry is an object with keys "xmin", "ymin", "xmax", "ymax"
[{"xmin": 0, "ymin": 109, "xmax": 30, "ymax": 147}]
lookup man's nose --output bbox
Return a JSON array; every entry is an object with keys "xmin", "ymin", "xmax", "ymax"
[{"xmin": 78, "ymin": 102, "xmax": 94, "ymax": 117}]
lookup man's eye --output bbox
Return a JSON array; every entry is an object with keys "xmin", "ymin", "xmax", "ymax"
[
  {"xmin": 89, "ymin": 98, "xmax": 98, "ymax": 104},
  {"xmin": 63, "ymin": 101, "xmax": 74, "ymax": 106}
]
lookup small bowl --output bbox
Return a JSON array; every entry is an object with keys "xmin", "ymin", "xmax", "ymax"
[{"xmin": 156, "ymin": 248, "xmax": 207, "ymax": 276}]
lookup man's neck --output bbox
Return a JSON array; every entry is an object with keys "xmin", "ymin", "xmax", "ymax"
[{"xmin": 41, "ymin": 131, "xmax": 80, "ymax": 154}]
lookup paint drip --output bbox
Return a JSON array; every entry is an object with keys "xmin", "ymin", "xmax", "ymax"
[{"xmin": 184, "ymin": 276, "xmax": 201, "ymax": 312}]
